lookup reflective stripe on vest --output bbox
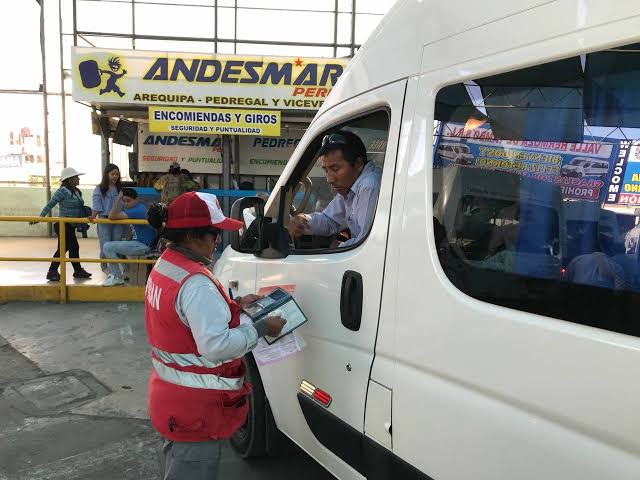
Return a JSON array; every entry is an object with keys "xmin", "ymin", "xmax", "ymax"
[
  {"xmin": 152, "ymin": 358, "xmax": 243, "ymax": 390},
  {"xmin": 154, "ymin": 257, "xmax": 190, "ymax": 283},
  {"xmin": 151, "ymin": 346, "xmax": 234, "ymax": 369}
]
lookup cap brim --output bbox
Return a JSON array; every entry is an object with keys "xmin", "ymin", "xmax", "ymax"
[{"xmin": 213, "ymin": 217, "xmax": 244, "ymax": 231}]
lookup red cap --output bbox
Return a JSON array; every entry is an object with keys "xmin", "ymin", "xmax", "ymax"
[{"xmin": 166, "ymin": 192, "xmax": 243, "ymax": 231}]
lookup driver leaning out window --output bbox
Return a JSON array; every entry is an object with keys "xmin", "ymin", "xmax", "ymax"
[{"xmin": 287, "ymin": 130, "xmax": 382, "ymax": 248}]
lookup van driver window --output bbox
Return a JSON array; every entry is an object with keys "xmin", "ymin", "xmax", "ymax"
[
  {"xmin": 288, "ymin": 110, "xmax": 389, "ymax": 251},
  {"xmin": 433, "ymin": 42, "xmax": 640, "ymax": 338}
]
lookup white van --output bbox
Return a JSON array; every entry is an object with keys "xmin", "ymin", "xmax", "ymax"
[
  {"xmin": 436, "ymin": 142, "xmax": 474, "ymax": 165},
  {"xmin": 561, "ymin": 157, "xmax": 610, "ymax": 178},
  {"xmin": 214, "ymin": 2, "xmax": 640, "ymax": 479}
]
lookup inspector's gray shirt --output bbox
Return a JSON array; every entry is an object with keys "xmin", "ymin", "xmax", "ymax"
[
  {"xmin": 175, "ymin": 274, "xmax": 267, "ymax": 364},
  {"xmin": 307, "ymin": 162, "xmax": 382, "ymax": 247}
]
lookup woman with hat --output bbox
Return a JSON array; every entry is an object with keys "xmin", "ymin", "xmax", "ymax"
[
  {"xmin": 145, "ymin": 192, "xmax": 286, "ymax": 479},
  {"xmin": 30, "ymin": 167, "xmax": 92, "ymax": 281}
]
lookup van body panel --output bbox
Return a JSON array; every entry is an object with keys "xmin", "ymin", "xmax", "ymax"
[
  {"xmin": 320, "ymin": 0, "xmax": 553, "ymax": 116},
  {"xmin": 389, "ymin": 15, "xmax": 640, "ymax": 480},
  {"xmin": 215, "ymin": 2, "xmax": 640, "ymax": 478},
  {"xmin": 251, "ymin": 80, "xmax": 407, "ymax": 479}
]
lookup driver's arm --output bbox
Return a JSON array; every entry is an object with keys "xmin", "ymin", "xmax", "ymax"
[{"xmin": 305, "ymin": 195, "xmax": 345, "ymax": 236}]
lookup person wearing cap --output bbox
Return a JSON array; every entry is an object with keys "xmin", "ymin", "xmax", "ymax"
[
  {"xmin": 153, "ymin": 161, "xmax": 199, "ymax": 205},
  {"xmin": 287, "ymin": 130, "xmax": 382, "ymax": 248},
  {"xmin": 145, "ymin": 192, "xmax": 286, "ymax": 479},
  {"xmin": 30, "ymin": 167, "xmax": 92, "ymax": 281}
]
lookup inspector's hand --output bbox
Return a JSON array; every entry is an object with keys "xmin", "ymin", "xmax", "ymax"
[
  {"xmin": 288, "ymin": 214, "xmax": 310, "ymax": 238},
  {"xmin": 263, "ymin": 315, "xmax": 287, "ymax": 337},
  {"xmin": 237, "ymin": 294, "xmax": 263, "ymax": 307}
]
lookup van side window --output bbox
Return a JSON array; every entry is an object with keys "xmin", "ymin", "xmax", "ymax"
[
  {"xmin": 433, "ymin": 42, "xmax": 640, "ymax": 338},
  {"xmin": 287, "ymin": 110, "xmax": 390, "ymax": 252}
]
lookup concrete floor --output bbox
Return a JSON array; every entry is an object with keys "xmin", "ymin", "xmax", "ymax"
[
  {"xmin": 0, "ymin": 237, "xmax": 106, "ymax": 286},
  {"xmin": 0, "ymin": 301, "xmax": 334, "ymax": 479}
]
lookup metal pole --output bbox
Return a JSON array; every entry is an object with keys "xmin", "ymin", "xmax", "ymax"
[
  {"xmin": 58, "ymin": 0, "xmax": 68, "ymax": 168},
  {"xmin": 59, "ymin": 220, "xmax": 67, "ymax": 304},
  {"xmin": 131, "ymin": 0, "xmax": 136, "ymax": 49},
  {"xmin": 233, "ymin": 135, "xmax": 240, "ymax": 188},
  {"xmin": 72, "ymin": 0, "xmax": 77, "ymax": 46},
  {"xmin": 214, "ymin": 0, "xmax": 218, "ymax": 53},
  {"xmin": 333, "ymin": 0, "xmax": 338, "ymax": 57},
  {"xmin": 233, "ymin": 0, "xmax": 237, "ymax": 54},
  {"xmin": 350, "ymin": 0, "xmax": 356, "ymax": 56},
  {"xmin": 221, "ymin": 136, "xmax": 232, "ymax": 249},
  {"xmin": 40, "ymin": 0, "xmax": 53, "ymax": 237}
]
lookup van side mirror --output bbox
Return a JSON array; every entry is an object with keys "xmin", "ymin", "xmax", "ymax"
[{"xmin": 230, "ymin": 196, "xmax": 266, "ymax": 254}]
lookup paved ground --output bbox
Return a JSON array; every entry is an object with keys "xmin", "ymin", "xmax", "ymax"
[
  {"xmin": 0, "ymin": 237, "xmax": 105, "ymax": 286},
  {"xmin": 0, "ymin": 302, "xmax": 334, "ymax": 480}
]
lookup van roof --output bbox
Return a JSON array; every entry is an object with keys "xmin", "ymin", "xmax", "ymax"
[{"xmin": 319, "ymin": 1, "xmax": 640, "ymax": 115}]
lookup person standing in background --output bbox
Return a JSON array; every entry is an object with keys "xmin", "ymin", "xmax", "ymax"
[
  {"xmin": 91, "ymin": 164, "xmax": 125, "ymax": 273},
  {"xmin": 154, "ymin": 161, "xmax": 199, "ymax": 205},
  {"xmin": 30, "ymin": 167, "xmax": 92, "ymax": 282}
]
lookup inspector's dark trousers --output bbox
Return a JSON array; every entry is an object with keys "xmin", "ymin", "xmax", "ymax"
[
  {"xmin": 49, "ymin": 223, "xmax": 83, "ymax": 273},
  {"xmin": 162, "ymin": 440, "xmax": 221, "ymax": 480}
]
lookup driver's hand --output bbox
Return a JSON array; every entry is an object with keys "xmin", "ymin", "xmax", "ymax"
[
  {"xmin": 288, "ymin": 214, "xmax": 310, "ymax": 238},
  {"xmin": 263, "ymin": 315, "xmax": 287, "ymax": 337}
]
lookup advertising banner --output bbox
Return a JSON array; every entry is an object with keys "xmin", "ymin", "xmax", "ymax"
[
  {"xmin": 138, "ymin": 123, "xmax": 222, "ymax": 173},
  {"xmin": 149, "ymin": 106, "xmax": 281, "ymax": 136},
  {"xmin": 72, "ymin": 47, "xmax": 349, "ymax": 110},
  {"xmin": 605, "ymin": 140, "xmax": 640, "ymax": 205},
  {"xmin": 435, "ymin": 123, "xmax": 619, "ymax": 202},
  {"xmin": 238, "ymin": 130, "xmax": 313, "ymax": 176}
]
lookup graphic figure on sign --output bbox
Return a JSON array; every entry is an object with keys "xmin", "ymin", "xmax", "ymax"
[
  {"xmin": 78, "ymin": 56, "xmax": 127, "ymax": 97},
  {"xmin": 99, "ymin": 57, "xmax": 127, "ymax": 97}
]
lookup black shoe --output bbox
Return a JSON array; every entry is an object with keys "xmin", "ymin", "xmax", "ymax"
[
  {"xmin": 73, "ymin": 270, "xmax": 92, "ymax": 279},
  {"xmin": 46, "ymin": 271, "xmax": 60, "ymax": 281}
]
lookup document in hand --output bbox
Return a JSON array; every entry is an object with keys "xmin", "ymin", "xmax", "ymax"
[{"xmin": 242, "ymin": 288, "xmax": 308, "ymax": 345}]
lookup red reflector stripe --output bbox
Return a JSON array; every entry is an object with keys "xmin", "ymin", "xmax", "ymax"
[{"xmin": 313, "ymin": 388, "xmax": 332, "ymax": 406}]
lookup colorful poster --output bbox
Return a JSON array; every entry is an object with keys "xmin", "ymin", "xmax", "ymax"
[
  {"xmin": 149, "ymin": 106, "xmax": 281, "ymax": 137},
  {"xmin": 138, "ymin": 123, "xmax": 222, "ymax": 173},
  {"xmin": 435, "ymin": 123, "xmax": 619, "ymax": 202},
  {"xmin": 72, "ymin": 47, "xmax": 349, "ymax": 110},
  {"xmin": 604, "ymin": 140, "xmax": 640, "ymax": 205}
]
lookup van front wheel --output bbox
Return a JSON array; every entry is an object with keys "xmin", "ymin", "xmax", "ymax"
[{"xmin": 230, "ymin": 354, "xmax": 267, "ymax": 458}]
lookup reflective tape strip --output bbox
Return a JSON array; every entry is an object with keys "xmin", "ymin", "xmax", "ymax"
[
  {"xmin": 154, "ymin": 258, "xmax": 190, "ymax": 283},
  {"xmin": 151, "ymin": 346, "xmax": 234, "ymax": 369},
  {"xmin": 152, "ymin": 358, "xmax": 244, "ymax": 390}
]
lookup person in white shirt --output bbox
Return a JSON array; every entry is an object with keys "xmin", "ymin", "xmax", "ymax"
[{"xmin": 288, "ymin": 130, "xmax": 382, "ymax": 248}]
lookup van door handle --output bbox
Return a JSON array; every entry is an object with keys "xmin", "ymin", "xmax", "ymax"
[{"xmin": 340, "ymin": 270, "xmax": 363, "ymax": 331}]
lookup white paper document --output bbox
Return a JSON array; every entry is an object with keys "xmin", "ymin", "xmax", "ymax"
[{"xmin": 240, "ymin": 313, "xmax": 305, "ymax": 365}]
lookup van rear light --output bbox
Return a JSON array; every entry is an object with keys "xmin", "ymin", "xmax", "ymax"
[
  {"xmin": 313, "ymin": 388, "xmax": 332, "ymax": 407},
  {"xmin": 300, "ymin": 380, "xmax": 332, "ymax": 408}
]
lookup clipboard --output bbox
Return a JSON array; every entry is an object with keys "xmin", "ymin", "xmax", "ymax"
[{"xmin": 242, "ymin": 287, "xmax": 308, "ymax": 345}]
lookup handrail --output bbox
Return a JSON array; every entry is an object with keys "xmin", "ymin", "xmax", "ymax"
[{"xmin": 0, "ymin": 215, "xmax": 157, "ymax": 304}]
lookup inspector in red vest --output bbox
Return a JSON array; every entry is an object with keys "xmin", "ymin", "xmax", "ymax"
[{"xmin": 145, "ymin": 247, "xmax": 250, "ymax": 442}]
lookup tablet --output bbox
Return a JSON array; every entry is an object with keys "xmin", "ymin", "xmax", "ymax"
[{"xmin": 242, "ymin": 288, "xmax": 308, "ymax": 345}]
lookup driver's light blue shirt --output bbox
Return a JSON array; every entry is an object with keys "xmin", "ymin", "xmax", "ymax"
[{"xmin": 307, "ymin": 162, "xmax": 382, "ymax": 247}]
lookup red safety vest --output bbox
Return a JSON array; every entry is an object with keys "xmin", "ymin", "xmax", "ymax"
[{"xmin": 145, "ymin": 247, "xmax": 251, "ymax": 442}]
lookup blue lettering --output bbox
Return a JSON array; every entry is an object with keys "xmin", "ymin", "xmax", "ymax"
[
  {"xmin": 241, "ymin": 61, "xmax": 263, "ymax": 84},
  {"xmin": 196, "ymin": 60, "xmax": 222, "ymax": 82},
  {"xmin": 260, "ymin": 62, "xmax": 292, "ymax": 85},
  {"xmin": 293, "ymin": 64, "xmax": 318, "ymax": 86},
  {"xmin": 170, "ymin": 59, "xmax": 199, "ymax": 82},
  {"xmin": 143, "ymin": 58, "xmax": 168, "ymax": 81},
  {"xmin": 221, "ymin": 60, "xmax": 243, "ymax": 83}
]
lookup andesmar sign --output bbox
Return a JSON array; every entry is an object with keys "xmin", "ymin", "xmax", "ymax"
[
  {"xmin": 72, "ymin": 47, "xmax": 348, "ymax": 110},
  {"xmin": 149, "ymin": 106, "xmax": 281, "ymax": 136}
]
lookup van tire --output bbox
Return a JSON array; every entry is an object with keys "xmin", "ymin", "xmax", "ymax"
[{"xmin": 230, "ymin": 354, "xmax": 267, "ymax": 458}]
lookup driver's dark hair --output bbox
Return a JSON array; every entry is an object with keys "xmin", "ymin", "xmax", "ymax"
[
  {"xmin": 147, "ymin": 203, "xmax": 220, "ymax": 243},
  {"xmin": 320, "ymin": 130, "xmax": 367, "ymax": 166}
]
